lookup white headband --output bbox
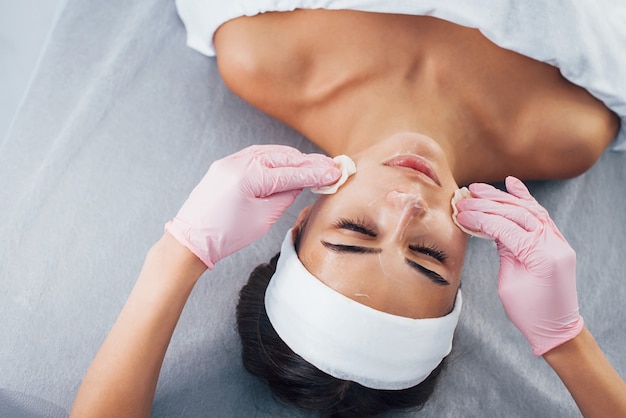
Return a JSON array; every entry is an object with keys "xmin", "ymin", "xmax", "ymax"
[{"xmin": 265, "ymin": 229, "xmax": 462, "ymax": 390}]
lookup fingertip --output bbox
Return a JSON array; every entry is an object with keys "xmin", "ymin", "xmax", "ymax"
[
  {"xmin": 505, "ymin": 176, "xmax": 523, "ymax": 188},
  {"xmin": 505, "ymin": 176, "xmax": 533, "ymax": 200},
  {"xmin": 455, "ymin": 210, "xmax": 485, "ymax": 232},
  {"xmin": 455, "ymin": 210, "xmax": 475, "ymax": 227},
  {"xmin": 453, "ymin": 196, "xmax": 470, "ymax": 211},
  {"xmin": 321, "ymin": 166, "xmax": 342, "ymax": 184},
  {"xmin": 468, "ymin": 182, "xmax": 496, "ymax": 195},
  {"xmin": 455, "ymin": 211, "xmax": 493, "ymax": 239}
]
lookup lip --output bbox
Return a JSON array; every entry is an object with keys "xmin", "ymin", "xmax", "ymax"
[{"xmin": 383, "ymin": 154, "xmax": 441, "ymax": 186}]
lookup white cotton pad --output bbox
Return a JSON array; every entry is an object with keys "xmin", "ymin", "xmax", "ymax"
[
  {"xmin": 451, "ymin": 187, "xmax": 492, "ymax": 239},
  {"xmin": 311, "ymin": 155, "xmax": 357, "ymax": 194}
]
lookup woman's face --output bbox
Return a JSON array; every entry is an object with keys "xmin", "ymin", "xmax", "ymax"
[{"xmin": 296, "ymin": 132, "xmax": 468, "ymax": 319}]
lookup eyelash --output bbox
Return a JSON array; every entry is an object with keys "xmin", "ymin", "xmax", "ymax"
[
  {"xmin": 333, "ymin": 217, "xmax": 377, "ymax": 236},
  {"xmin": 409, "ymin": 243, "xmax": 448, "ymax": 264},
  {"xmin": 334, "ymin": 217, "xmax": 448, "ymax": 263}
]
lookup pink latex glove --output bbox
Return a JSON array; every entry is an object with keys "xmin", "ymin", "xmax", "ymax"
[
  {"xmin": 455, "ymin": 176, "xmax": 584, "ymax": 356},
  {"xmin": 165, "ymin": 145, "xmax": 341, "ymax": 269}
]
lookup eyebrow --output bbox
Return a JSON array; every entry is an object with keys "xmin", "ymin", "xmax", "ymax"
[
  {"xmin": 321, "ymin": 240, "xmax": 450, "ymax": 286},
  {"xmin": 404, "ymin": 258, "xmax": 450, "ymax": 286}
]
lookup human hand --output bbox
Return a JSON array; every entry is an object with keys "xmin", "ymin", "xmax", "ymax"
[
  {"xmin": 165, "ymin": 145, "xmax": 341, "ymax": 268},
  {"xmin": 454, "ymin": 176, "xmax": 584, "ymax": 356}
]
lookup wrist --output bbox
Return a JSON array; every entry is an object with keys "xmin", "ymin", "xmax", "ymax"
[
  {"xmin": 532, "ymin": 315, "xmax": 584, "ymax": 356},
  {"xmin": 148, "ymin": 233, "xmax": 208, "ymax": 282},
  {"xmin": 542, "ymin": 325, "xmax": 589, "ymax": 363},
  {"xmin": 164, "ymin": 218, "xmax": 217, "ymax": 268}
]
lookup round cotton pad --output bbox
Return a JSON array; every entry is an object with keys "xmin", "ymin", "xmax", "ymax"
[
  {"xmin": 451, "ymin": 187, "xmax": 492, "ymax": 239},
  {"xmin": 311, "ymin": 155, "xmax": 357, "ymax": 194}
]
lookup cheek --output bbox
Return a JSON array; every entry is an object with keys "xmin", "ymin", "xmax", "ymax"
[
  {"xmin": 447, "ymin": 236, "xmax": 469, "ymax": 275},
  {"xmin": 431, "ymin": 212, "xmax": 469, "ymax": 270}
]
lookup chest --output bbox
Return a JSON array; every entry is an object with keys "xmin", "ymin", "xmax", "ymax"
[
  {"xmin": 285, "ymin": 13, "xmax": 617, "ymax": 180},
  {"xmin": 216, "ymin": 10, "xmax": 619, "ymax": 181}
]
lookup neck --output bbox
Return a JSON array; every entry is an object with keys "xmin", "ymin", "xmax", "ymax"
[{"xmin": 324, "ymin": 101, "xmax": 474, "ymax": 185}]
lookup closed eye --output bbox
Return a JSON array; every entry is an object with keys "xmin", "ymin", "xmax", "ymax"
[
  {"xmin": 331, "ymin": 217, "xmax": 450, "ymax": 284},
  {"xmin": 335, "ymin": 219, "xmax": 449, "ymax": 264},
  {"xmin": 320, "ymin": 240, "xmax": 450, "ymax": 286},
  {"xmin": 333, "ymin": 217, "xmax": 377, "ymax": 237},
  {"xmin": 409, "ymin": 244, "xmax": 448, "ymax": 264},
  {"xmin": 321, "ymin": 241, "xmax": 381, "ymax": 254}
]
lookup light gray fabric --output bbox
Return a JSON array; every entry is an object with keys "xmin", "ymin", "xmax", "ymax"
[
  {"xmin": 0, "ymin": 1, "xmax": 624, "ymax": 417},
  {"xmin": 0, "ymin": 389, "xmax": 67, "ymax": 418},
  {"xmin": 0, "ymin": 0, "xmax": 67, "ymax": 142}
]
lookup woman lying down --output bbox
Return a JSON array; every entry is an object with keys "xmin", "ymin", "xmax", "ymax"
[{"xmin": 71, "ymin": 1, "xmax": 626, "ymax": 417}]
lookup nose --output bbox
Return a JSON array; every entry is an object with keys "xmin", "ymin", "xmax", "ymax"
[
  {"xmin": 386, "ymin": 191, "xmax": 428, "ymax": 212},
  {"xmin": 385, "ymin": 191, "xmax": 428, "ymax": 227}
]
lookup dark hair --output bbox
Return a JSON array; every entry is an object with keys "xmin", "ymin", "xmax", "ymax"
[{"xmin": 236, "ymin": 252, "xmax": 447, "ymax": 417}]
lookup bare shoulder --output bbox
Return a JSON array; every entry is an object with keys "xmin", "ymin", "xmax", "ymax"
[
  {"xmin": 212, "ymin": 10, "xmax": 435, "ymax": 122},
  {"xmin": 506, "ymin": 86, "xmax": 620, "ymax": 180},
  {"xmin": 213, "ymin": 11, "xmax": 319, "ymax": 118}
]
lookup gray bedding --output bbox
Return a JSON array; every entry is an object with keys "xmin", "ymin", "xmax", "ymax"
[{"xmin": 1, "ymin": 1, "xmax": 624, "ymax": 417}]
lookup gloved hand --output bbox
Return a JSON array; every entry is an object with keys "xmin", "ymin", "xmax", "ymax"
[
  {"xmin": 455, "ymin": 176, "xmax": 584, "ymax": 356},
  {"xmin": 165, "ymin": 145, "xmax": 341, "ymax": 269}
]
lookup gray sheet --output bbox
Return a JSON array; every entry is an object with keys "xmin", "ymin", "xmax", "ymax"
[
  {"xmin": 1, "ymin": 1, "xmax": 624, "ymax": 417},
  {"xmin": 0, "ymin": 0, "xmax": 67, "ymax": 141}
]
